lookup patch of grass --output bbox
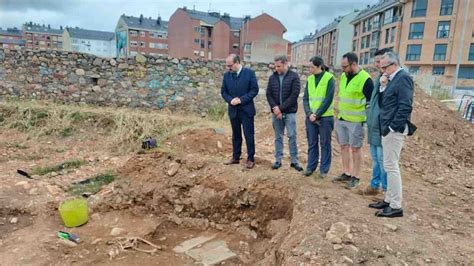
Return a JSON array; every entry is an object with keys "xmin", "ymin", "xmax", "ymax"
[
  {"xmin": 4, "ymin": 142, "xmax": 29, "ymax": 149},
  {"xmin": 68, "ymin": 172, "xmax": 116, "ymax": 196},
  {"xmin": 208, "ymin": 103, "xmax": 227, "ymax": 121},
  {"xmin": 32, "ymin": 159, "xmax": 87, "ymax": 175},
  {"xmin": 60, "ymin": 127, "xmax": 74, "ymax": 137}
]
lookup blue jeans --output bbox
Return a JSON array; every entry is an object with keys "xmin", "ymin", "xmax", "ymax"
[
  {"xmin": 369, "ymin": 144, "xmax": 387, "ymax": 191},
  {"xmin": 305, "ymin": 116, "xmax": 333, "ymax": 173},
  {"xmin": 272, "ymin": 113, "xmax": 298, "ymax": 164}
]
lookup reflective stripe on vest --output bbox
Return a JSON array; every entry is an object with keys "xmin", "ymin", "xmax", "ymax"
[
  {"xmin": 337, "ymin": 69, "xmax": 370, "ymax": 122},
  {"xmin": 308, "ymin": 71, "xmax": 334, "ymax": 117}
]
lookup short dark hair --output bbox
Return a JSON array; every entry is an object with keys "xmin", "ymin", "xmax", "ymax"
[
  {"xmin": 274, "ymin": 55, "xmax": 288, "ymax": 64},
  {"xmin": 310, "ymin": 56, "xmax": 329, "ymax": 71},
  {"xmin": 342, "ymin": 52, "xmax": 358, "ymax": 65},
  {"xmin": 374, "ymin": 48, "xmax": 392, "ymax": 57},
  {"xmin": 232, "ymin": 54, "xmax": 240, "ymax": 64}
]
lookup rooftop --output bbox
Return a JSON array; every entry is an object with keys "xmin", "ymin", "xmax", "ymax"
[
  {"xmin": 178, "ymin": 7, "xmax": 244, "ymax": 30},
  {"xmin": 66, "ymin": 27, "xmax": 114, "ymax": 41},
  {"xmin": 22, "ymin": 23, "xmax": 63, "ymax": 35},
  {"xmin": 351, "ymin": 0, "xmax": 398, "ymax": 23},
  {"xmin": 121, "ymin": 15, "xmax": 168, "ymax": 31}
]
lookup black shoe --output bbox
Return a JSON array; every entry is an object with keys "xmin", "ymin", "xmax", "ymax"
[
  {"xmin": 332, "ymin": 173, "xmax": 351, "ymax": 182},
  {"xmin": 368, "ymin": 200, "xmax": 390, "ymax": 209},
  {"xmin": 272, "ymin": 162, "xmax": 282, "ymax": 169},
  {"xmin": 345, "ymin": 176, "xmax": 360, "ymax": 189},
  {"xmin": 375, "ymin": 206, "xmax": 404, "ymax": 218},
  {"xmin": 303, "ymin": 169, "xmax": 313, "ymax": 176},
  {"xmin": 290, "ymin": 163, "xmax": 303, "ymax": 172}
]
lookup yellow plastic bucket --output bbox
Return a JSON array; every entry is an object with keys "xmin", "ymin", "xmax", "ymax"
[{"xmin": 59, "ymin": 198, "xmax": 89, "ymax": 227}]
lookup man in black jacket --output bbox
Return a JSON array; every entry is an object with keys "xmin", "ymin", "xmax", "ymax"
[
  {"xmin": 369, "ymin": 51, "xmax": 415, "ymax": 218},
  {"xmin": 266, "ymin": 55, "xmax": 303, "ymax": 171}
]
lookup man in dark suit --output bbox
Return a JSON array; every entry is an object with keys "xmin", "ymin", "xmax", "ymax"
[
  {"xmin": 221, "ymin": 54, "xmax": 259, "ymax": 169},
  {"xmin": 369, "ymin": 51, "xmax": 415, "ymax": 218}
]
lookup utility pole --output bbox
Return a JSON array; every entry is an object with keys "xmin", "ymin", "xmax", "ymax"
[{"xmin": 451, "ymin": 0, "xmax": 470, "ymax": 98}]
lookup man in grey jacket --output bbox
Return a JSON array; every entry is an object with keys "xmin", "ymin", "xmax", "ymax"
[
  {"xmin": 358, "ymin": 48, "xmax": 391, "ymax": 196},
  {"xmin": 369, "ymin": 51, "xmax": 416, "ymax": 218}
]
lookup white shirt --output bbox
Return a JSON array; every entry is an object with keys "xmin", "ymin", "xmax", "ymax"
[
  {"xmin": 379, "ymin": 67, "xmax": 402, "ymax": 93},
  {"xmin": 236, "ymin": 65, "xmax": 242, "ymax": 77}
]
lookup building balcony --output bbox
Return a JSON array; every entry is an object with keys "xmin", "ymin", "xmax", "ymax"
[{"xmin": 383, "ymin": 15, "xmax": 400, "ymax": 26}]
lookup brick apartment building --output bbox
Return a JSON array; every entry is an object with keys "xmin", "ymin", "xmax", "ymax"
[
  {"xmin": 351, "ymin": 0, "xmax": 474, "ymax": 92},
  {"xmin": 351, "ymin": 0, "xmax": 404, "ymax": 66},
  {"xmin": 0, "ymin": 27, "xmax": 25, "ymax": 49},
  {"xmin": 314, "ymin": 11, "xmax": 359, "ymax": 68},
  {"xmin": 115, "ymin": 14, "xmax": 168, "ymax": 57},
  {"xmin": 291, "ymin": 33, "xmax": 316, "ymax": 66},
  {"xmin": 22, "ymin": 22, "xmax": 63, "ymax": 50},
  {"xmin": 169, "ymin": 7, "xmax": 290, "ymax": 62},
  {"xmin": 240, "ymin": 13, "xmax": 290, "ymax": 63}
]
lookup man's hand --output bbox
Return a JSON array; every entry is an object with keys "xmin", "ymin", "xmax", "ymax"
[
  {"xmin": 380, "ymin": 74, "xmax": 389, "ymax": 87},
  {"xmin": 230, "ymin": 97, "xmax": 241, "ymax": 106},
  {"xmin": 272, "ymin": 106, "xmax": 281, "ymax": 115},
  {"xmin": 309, "ymin": 113, "xmax": 316, "ymax": 123},
  {"xmin": 276, "ymin": 113, "xmax": 283, "ymax": 120}
]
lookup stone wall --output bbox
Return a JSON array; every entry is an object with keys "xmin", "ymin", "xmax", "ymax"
[{"xmin": 0, "ymin": 48, "xmax": 315, "ymax": 115}]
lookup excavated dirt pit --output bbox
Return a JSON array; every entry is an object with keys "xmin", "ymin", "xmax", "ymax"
[{"xmin": 89, "ymin": 151, "xmax": 295, "ymax": 264}]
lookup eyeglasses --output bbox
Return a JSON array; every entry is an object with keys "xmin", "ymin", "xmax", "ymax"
[
  {"xmin": 341, "ymin": 64, "xmax": 350, "ymax": 69},
  {"xmin": 381, "ymin": 63, "xmax": 394, "ymax": 70}
]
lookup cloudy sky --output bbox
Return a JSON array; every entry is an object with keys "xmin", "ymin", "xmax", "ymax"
[{"xmin": 0, "ymin": 0, "xmax": 378, "ymax": 42}]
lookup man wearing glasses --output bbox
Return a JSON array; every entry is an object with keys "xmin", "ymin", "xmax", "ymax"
[
  {"xmin": 369, "ymin": 51, "xmax": 415, "ymax": 218},
  {"xmin": 333, "ymin": 52, "xmax": 374, "ymax": 189},
  {"xmin": 221, "ymin": 54, "xmax": 259, "ymax": 169}
]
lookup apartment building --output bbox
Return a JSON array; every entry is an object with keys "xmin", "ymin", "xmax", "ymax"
[
  {"xmin": 291, "ymin": 33, "xmax": 316, "ymax": 66},
  {"xmin": 0, "ymin": 27, "xmax": 25, "ymax": 49},
  {"xmin": 22, "ymin": 23, "xmax": 63, "ymax": 50},
  {"xmin": 115, "ymin": 14, "xmax": 168, "ymax": 57},
  {"xmin": 63, "ymin": 27, "xmax": 115, "ymax": 58}
]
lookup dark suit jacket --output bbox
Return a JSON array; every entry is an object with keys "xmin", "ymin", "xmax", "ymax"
[
  {"xmin": 221, "ymin": 67, "xmax": 259, "ymax": 118},
  {"xmin": 379, "ymin": 69, "xmax": 414, "ymax": 136}
]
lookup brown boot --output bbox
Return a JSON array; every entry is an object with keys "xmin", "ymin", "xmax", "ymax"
[{"xmin": 356, "ymin": 186, "xmax": 379, "ymax": 196}]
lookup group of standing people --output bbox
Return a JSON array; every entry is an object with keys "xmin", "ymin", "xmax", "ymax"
[{"xmin": 221, "ymin": 49, "xmax": 415, "ymax": 218}]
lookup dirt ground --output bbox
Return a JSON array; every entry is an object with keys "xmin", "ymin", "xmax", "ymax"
[{"xmin": 0, "ymin": 88, "xmax": 473, "ymax": 265}]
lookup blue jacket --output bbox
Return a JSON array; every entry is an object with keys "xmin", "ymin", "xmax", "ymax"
[
  {"xmin": 380, "ymin": 69, "xmax": 414, "ymax": 136},
  {"xmin": 221, "ymin": 67, "xmax": 259, "ymax": 118},
  {"xmin": 367, "ymin": 73, "xmax": 383, "ymax": 146}
]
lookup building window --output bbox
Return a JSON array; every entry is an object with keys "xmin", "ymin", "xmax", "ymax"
[
  {"xmin": 194, "ymin": 26, "xmax": 200, "ymax": 32},
  {"xmin": 364, "ymin": 52, "xmax": 369, "ymax": 65},
  {"xmin": 459, "ymin": 67, "xmax": 474, "ymax": 79},
  {"xmin": 469, "ymin": 43, "xmax": 474, "ymax": 61},
  {"xmin": 200, "ymin": 28, "xmax": 205, "ymax": 37},
  {"xmin": 244, "ymin": 55, "xmax": 251, "ymax": 61},
  {"xmin": 140, "ymin": 31, "xmax": 145, "ymax": 37},
  {"xmin": 361, "ymin": 36, "xmax": 365, "ymax": 49},
  {"xmin": 233, "ymin": 32, "xmax": 240, "ymax": 37},
  {"xmin": 352, "ymin": 40, "xmax": 357, "ymax": 52},
  {"xmin": 366, "ymin": 34, "xmax": 371, "ymax": 49},
  {"xmin": 244, "ymin": 43, "xmax": 251, "ymax": 52},
  {"xmin": 194, "ymin": 38, "xmax": 199, "ymax": 44},
  {"xmin": 354, "ymin": 24, "xmax": 359, "ymax": 37},
  {"xmin": 383, "ymin": 8, "xmax": 394, "ymax": 25},
  {"xmin": 385, "ymin": 29, "xmax": 390, "ymax": 44},
  {"xmin": 412, "ymin": 0, "xmax": 428, "ymax": 17},
  {"xmin": 432, "ymin": 66, "xmax": 445, "ymax": 75},
  {"xmin": 130, "ymin": 30, "xmax": 138, "ymax": 37},
  {"xmin": 406, "ymin": 44, "xmax": 422, "ymax": 61},
  {"xmin": 362, "ymin": 20, "xmax": 367, "ymax": 33},
  {"xmin": 372, "ymin": 32, "xmax": 380, "ymax": 48},
  {"xmin": 390, "ymin": 27, "xmax": 396, "ymax": 43},
  {"xmin": 409, "ymin": 22, "xmax": 425, "ymax": 39},
  {"xmin": 130, "ymin": 41, "xmax": 138, "ymax": 47},
  {"xmin": 433, "ymin": 44, "xmax": 447, "ymax": 61},
  {"xmin": 200, "ymin": 39, "xmax": 205, "ymax": 49},
  {"xmin": 208, "ymin": 41, "xmax": 212, "ymax": 49},
  {"xmin": 232, "ymin": 43, "xmax": 239, "ymax": 49},
  {"xmin": 140, "ymin": 41, "xmax": 146, "ymax": 47},
  {"xmin": 360, "ymin": 53, "xmax": 364, "ymax": 64},
  {"xmin": 437, "ymin": 21, "xmax": 450, "ymax": 38},
  {"xmin": 440, "ymin": 0, "xmax": 453, "ymax": 15},
  {"xmin": 409, "ymin": 66, "xmax": 420, "ymax": 74}
]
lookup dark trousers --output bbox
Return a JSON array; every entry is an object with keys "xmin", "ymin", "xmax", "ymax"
[
  {"xmin": 230, "ymin": 110, "xmax": 255, "ymax": 162},
  {"xmin": 305, "ymin": 116, "xmax": 334, "ymax": 173}
]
